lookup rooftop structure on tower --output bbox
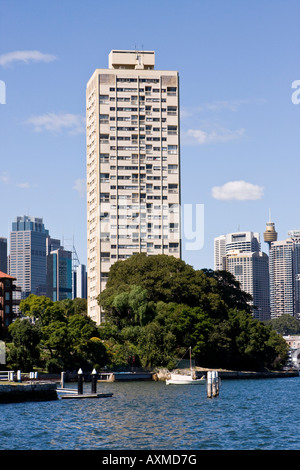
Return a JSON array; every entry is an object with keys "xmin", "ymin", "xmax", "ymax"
[{"xmin": 264, "ymin": 212, "xmax": 277, "ymax": 249}]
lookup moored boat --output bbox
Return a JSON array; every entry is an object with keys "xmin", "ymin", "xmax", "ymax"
[{"xmin": 166, "ymin": 347, "xmax": 205, "ymax": 385}]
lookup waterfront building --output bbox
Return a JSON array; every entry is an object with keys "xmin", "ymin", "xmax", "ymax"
[
  {"xmin": 214, "ymin": 231, "xmax": 270, "ymax": 320},
  {"xmin": 269, "ymin": 231, "xmax": 300, "ymax": 319},
  {"xmin": 86, "ymin": 50, "xmax": 181, "ymax": 323},
  {"xmin": 46, "ymin": 247, "xmax": 73, "ymax": 301},
  {"xmin": 9, "ymin": 216, "xmax": 49, "ymax": 299},
  {"xmin": 0, "ymin": 238, "xmax": 7, "ymax": 273}
]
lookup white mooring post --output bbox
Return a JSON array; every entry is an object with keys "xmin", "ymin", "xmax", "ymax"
[
  {"xmin": 207, "ymin": 371, "xmax": 212, "ymax": 398},
  {"xmin": 212, "ymin": 371, "xmax": 219, "ymax": 397},
  {"xmin": 61, "ymin": 371, "xmax": 66, "ymax": 388},
  {"xmin": 17, "ymin": 370, "xmax": 21, "ymax": 382},
  {"xmin": 78, "ymin": 368, "xmax": 83, "ymax": 395},
  {"xmin": 207, "ymin": 371, "xmax": 220, "ymax": 398}
]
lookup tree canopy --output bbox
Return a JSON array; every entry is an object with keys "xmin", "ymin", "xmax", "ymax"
[
  {"xmin": 6, "ymin": 296, "xmax": 107, "ymax": 372},
  {"xmin": 4, "ymin": 254, "xmax": 289, "ymax": 373},
  {"xmin": 98, "ymin": 254, "xmax": 289, "ymax": 371}
]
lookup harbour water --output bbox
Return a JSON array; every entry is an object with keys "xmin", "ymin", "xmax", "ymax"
[{"xmin": 0, "ymin": 377, "xmax": 299, "ymax": 450}]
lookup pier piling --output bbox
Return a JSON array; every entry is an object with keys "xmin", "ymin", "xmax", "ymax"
[
  {"xmin": 77, "ymin": 368, "xmax": 83, "ymax": 395},
  {"xmin": 91, "ymin": 369, "xmax": 97, "ymax": 394},
  {"xmin": 61, "ymin": 371, "xmax": 66, "ymax": 389},
  {"xmin": 207, "ymin": 371, "xmax": 219, "ymax": 398}
]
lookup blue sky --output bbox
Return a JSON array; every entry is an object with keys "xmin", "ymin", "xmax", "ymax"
[{"xmin": 0, "ymin": 0, "xmax": 300, "ymax": 270}]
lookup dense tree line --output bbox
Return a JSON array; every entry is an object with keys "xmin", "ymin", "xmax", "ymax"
[
  {"xmin": 98, "ymin": 254, "xmax": 289, "ymax": 371},
  {"xmin": 2, "ymin": 254, "xmax": 289, "ymax": 372},
  {"xmin": 6, "ymin": 296, "xmax": 107, "ymax": 372}
]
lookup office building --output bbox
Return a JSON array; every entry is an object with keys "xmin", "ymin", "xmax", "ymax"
[
  {"xmin": 9, "ymin": 216, "xmax": 49, "ymax": 298},
  {"xmin": 46, "ymin": 247, "xmax": 73, "ymax": 301},
  {"xmin": 214, "ymin": 234, "xmax": 226, "ymax": 271},
  {"xmin": 214, "ymin": 231, "xmax": 260, "ymax": 271},
  {"xmin": 269, "ymin": 231, "xmax": 300, "ymax": 319},
  {"xmin": 214, "ymin": 231, "xmax": 270, "ymax": 320},
  {"xmin": 226, "ymin": 250, "xmax": 270, "ymax": 321},
  {"xmin": 0, "ymin": 238, "xmax": 7, "ymax": 273},
  {"xmin": 73, "ymin": 264, "xmax": 87, "ymax": 299},
  {"xmin": 86, "ymin": 50, "xmax": 181, "ymax": 323}
]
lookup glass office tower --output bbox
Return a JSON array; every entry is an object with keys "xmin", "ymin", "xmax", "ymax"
[{"xmin": 9, "ymin": 216, "xmax": 49, "ymax": 298}]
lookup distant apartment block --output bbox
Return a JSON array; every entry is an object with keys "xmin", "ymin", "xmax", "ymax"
[
  {"xmin": 86, "ymin": 50, "xmax": 181, "ymax": 324},
  {"xmin": 214, "ymin": 231, "xmax": 270, "ymax": 321}
]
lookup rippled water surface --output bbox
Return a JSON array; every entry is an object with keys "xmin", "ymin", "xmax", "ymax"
[{"xmin": 1, "ymin": 377, "xmax": 300, "ymax": 450}]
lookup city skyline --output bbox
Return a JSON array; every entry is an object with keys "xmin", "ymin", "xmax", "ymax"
[{"xmin": 1, "ymin": 1, "xmax": 300, "ymax": 273}]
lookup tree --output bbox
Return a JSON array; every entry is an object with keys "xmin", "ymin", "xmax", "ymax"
[
  {"xmin": 8, "ymin": 296, "xmax": 107, "ymax": 372},
  {"xmin": 97, "ymin": 254, "xmax": 289, "ymax": 371},
  {"xmin": 19, "ymin": 294, "xmax": 65, "ymax": 324},
  {"xmin": 7, "ymin": 319, "xmax": 41, "ymax": 371},
  {"xmin": 98, "ymin": 253, "xmax": 206, "ymax": 309},
  {"xmin": 269, "ymin": 314, "xmax": 300, "ymax": 335}
]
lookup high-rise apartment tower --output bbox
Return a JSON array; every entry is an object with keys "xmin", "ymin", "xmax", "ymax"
[{"xmin": 86, "ymin": 50, "xmax": 181, "ymax": 323}]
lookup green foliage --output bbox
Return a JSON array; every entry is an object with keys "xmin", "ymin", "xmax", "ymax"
[
  {"xmin": 98, "ymin": 254, "xmax": 289, "ymax": 371},
  {"xmin": 7, "ymin": 319, "xmax": 41, "ymax": 371},
  {"xmin": 7, "ymin": 296, "xmax": 107, "ymax": 372},
  {"xmin": 7, "ymin": 254, "xmax": 290, "ymax": 373},
  {"xmin": 269, "ymin": 314, "xmax": 300, "ymax": 335}
]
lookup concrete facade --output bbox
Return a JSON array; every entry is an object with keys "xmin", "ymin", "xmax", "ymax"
[{"xmin": 86, "ymin": 50, "xmax": 181, "ymax": 324}]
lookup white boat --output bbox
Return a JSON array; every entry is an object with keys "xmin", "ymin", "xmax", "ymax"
[
  {"xmin": 166, "ymin": 373, "xmax": 205, "ymax": 385},
  {"xmin": 166, "ymin": 347, "xmax": 205, "ymax": 385}
]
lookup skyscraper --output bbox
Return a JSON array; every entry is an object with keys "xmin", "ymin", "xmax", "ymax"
[
  {"xmin": 46, "ymin": 247, "xmax": 73, "ymax": 301},
  {"xmin": 214, "ymin": 231, "xmax": 270, "ymax": 320},
  {"xmin": 73, "ymin": 264, "xmax": 87, "ymax": 299},
  {"xmin": 269, "ymin": 231, "xmax": 300, "ymax": 319},
  {"xmin": 214, "ymin": 231, "xmax": 261, "ymax": 271},
  {"xmin": 86, "ymin": 50, "xmax": 181, "ymax": 324},
  {"xmin": 9, "ymin": 216, "xmax": 49, "ymax": 298},
  {"xmin": 226, "ymin": 250, "xmax": 270, "ymax": 321},
  {"xmin": 0, "ymin": 238, "xmax": 7, "ymax": 273}
]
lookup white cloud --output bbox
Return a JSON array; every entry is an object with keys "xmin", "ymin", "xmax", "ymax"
[
  {"xmin": 184, "ymin": 127, "xmax": 245, "ymax": 145},
  {"xmin": 73, "ymin": 179, "xmax": 86, "ymax": 198},
  {"xmin": 17, "ymin": 182, "xmax": 30, "ymax": 189},
  {"xmin": 24, "ymin": 112, "xmax": 85, "ymax": 134},
  {"xmin": 0, "ymin": 172, "xmax": 30, "ymax": 189},
  {"xmin": 0, "ymin": 172, "xmax": 10, "ymax": 184},
  {"xmin": 0, "ymin": 50, "xmax": 57, "ymax": 67},
  {"xmin": 212, "ymin": 181, "xmax": 264, "ymax": 201}
]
